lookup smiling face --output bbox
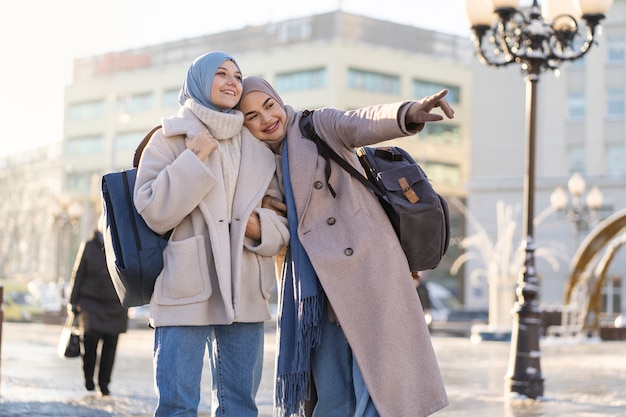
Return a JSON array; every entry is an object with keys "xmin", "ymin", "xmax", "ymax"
[
  {"xmin": 239, "ymin": 91, "xmax": 287, "ymax": 142},
  {"xmin": 210, "ymin": 60, "xmax": 243, "ymax": 110}
]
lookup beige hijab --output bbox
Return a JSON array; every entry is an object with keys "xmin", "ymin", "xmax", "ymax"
[{"xmin": 238, "ymin": 76, "xmax": 288, "ymax": 152}]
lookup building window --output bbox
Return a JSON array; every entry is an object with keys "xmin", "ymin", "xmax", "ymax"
[
  {"xmin": 607, "ymin": 144, "xmax": 625, "ymax": 177},
  {"xmin": 66, "ymin": 135, "xmax": 104, "ymax": 155},
  {"xmin": 420, "ymin": 123, "xmax": 461, "ymax": 145},
  {"xmin": 423, "ymin": 162, "xmax": 461, "ymax": 186},
  {"xmin": 118, "ymin": 92, "xmax": 154, "ymax": 113},
  {"xmin": 66, "ymin": 171, "xmax": 98, "ymax": 193},
  {"xmin": 607, "ymin": 88, "xmax": 625, "ymax": 119},
  {"xmin": 413, "ymin": 80, "xmax": 460, "ymax": 104},
  {"xmin": 607, "ymin": 36, "xmax": 625, "ymax": 64},
  {"xmin": 115, "ymin": 131, "xmax": 145, "ymax": 152},
  {"xmin": 568, "ymin": 146, "xmax": 585, "ymax": 174},
  {"xmin": 112, "ymin": 131, "xmax": 145, "ymax": 168},
  {"xmin": 347, "ymin": 68, "xmax": 399, "ymax": 94},
  {"xmin": 275, "ymin": 68, "xmax": 326, "ymax": 92},
  {"xmin": 67, "ymin": 100, "xmax": 104, "ymax": 121},
  {"xmin": 567, "ymin": 90, "xmax": 586, "ymax": 120},
  {"xmin": 162, "ymin": 88, "xmax": 180, "ymax": 108}
]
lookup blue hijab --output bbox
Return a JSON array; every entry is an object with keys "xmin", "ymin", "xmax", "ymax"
[{"xmin": 178, "ymin": 51, "xmax": 240, "ymax": 113}]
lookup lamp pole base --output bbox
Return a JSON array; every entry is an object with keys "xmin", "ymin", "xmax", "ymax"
[{"xmin": 505, "ymin": 253, "xmax": 544, "ymax": 399}]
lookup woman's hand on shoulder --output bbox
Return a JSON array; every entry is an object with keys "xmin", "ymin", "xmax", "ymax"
[
  {"xmin": 405, "ymin": 89, "xmax": 455, "ymax": 129},
  {"xmin": 186, "ymin": 130, "xmax": 218, "ymax": 161}
]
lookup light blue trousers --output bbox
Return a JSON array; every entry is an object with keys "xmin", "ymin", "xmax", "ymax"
[
  {"xmin": 153, "ymin": 322, "xmax": 264, "ymax": 417},
  {"xmin": 310, "ymin": 309, "xmax": 380, "ymax": 417}
]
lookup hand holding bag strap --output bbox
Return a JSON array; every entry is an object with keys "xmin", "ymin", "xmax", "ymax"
[{"xmin": 299, "ymin": 110, "xmax": 383, "ymax": 199}]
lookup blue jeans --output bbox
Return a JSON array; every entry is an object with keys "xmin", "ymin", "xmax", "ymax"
[
  {"xmin": 353, "ymin": 356, "xmax": 379, "ymax": 417},
  {"xmin": 153, "ymin": 322, "xmax": 264, "ymax": 417},
  {"xmin": 310, "ymin": 309, "xmax": 379, "ymax": 417}
]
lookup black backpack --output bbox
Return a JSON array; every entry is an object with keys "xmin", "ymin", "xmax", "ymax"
[
  {"xmin": 299, "ymin": 110, "xmax": 450, "ymax": 276},
  {"xmin": 101, "ymin": 125, "xmax": 171, "ymax": 307}
]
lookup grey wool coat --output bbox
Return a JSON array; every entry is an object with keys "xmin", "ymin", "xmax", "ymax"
[
  {"xmin": 134, "ymin": 107, "xmax": 289, "ymax": 327},
  {"xmin": 269, "ymin": 102, "xmax": 449, "ymax": 417}
]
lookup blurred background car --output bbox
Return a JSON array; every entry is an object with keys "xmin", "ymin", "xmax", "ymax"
[
  {"xmin": 1, "ymin": 280, "xmax": 45, "ymax": 322},
  {"xmin": 422, "ymin": 282, "xmax": 461, "ymax": 326},
  {"xmin": 424, "ymin": 282, "xmax": 488, "ymax": 337},
  {"xmin": 128, "ymin": 305, "xmax": 151, "ymax": 329},
  {"xmin": 432, "ymin": 307, "xmax": 489, "ymax": 337}
]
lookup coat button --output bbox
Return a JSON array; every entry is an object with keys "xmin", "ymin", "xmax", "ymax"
[
  {"xmin": 327, "ymin": 217, "xmax": 336, "ymax": 225},
  {"xmin": 344, "ymin": 248, "xmax": 353, "ymax": 256},
  {"xmin": 314, "ymin": 181, "xmax": 323, "ymax": 189}
]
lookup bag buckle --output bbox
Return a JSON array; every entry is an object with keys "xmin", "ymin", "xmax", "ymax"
[{"xmin": 398, "ymin": 177, "xmax": 419, "ymax": 204}]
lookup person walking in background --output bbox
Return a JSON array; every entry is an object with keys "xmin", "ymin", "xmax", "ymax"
[
  {"xmin": 238, "ymin": 76, "xmax": 453, "ymax": 417},
  {"xmin": 68, "ymin": 220, "xmax": 128, "ymax": 396},
  {"xmin": 134, "ymin": 52, "xmax": 289, "ymax": 416}
]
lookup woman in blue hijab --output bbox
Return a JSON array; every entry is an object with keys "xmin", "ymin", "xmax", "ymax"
[{"xmin": 134, "ymin": 52, "xmax": 289, "ymax": 417}]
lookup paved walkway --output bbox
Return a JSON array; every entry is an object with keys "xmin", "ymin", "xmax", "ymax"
[{"xmin": 1, "ymin": 322, "xmax": 626, "ymax": 416}]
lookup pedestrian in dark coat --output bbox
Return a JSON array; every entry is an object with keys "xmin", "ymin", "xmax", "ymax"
[{"xmin": 68, "ymin": 227, "xmax": 128, "ymax": 396}]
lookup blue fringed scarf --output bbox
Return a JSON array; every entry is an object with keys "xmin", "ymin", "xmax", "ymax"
[{"xmin": 275, "ymin": 138, "xmax": 325, "ymax": 417}]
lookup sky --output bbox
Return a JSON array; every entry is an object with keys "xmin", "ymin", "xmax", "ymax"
[{"xmin": 0, "ymin": 0, "xmax": 472, "ymax": 157}]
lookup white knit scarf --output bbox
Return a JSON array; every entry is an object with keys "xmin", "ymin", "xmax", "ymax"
[{"xmin": 186, "ymin": 99, "xmax": 244, "ymax": 222}]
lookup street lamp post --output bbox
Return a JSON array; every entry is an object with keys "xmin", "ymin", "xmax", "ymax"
[
  {"xmin": 550, "ymin": 172, "xmax": 603, "ymax": 250},
  {"xmin": 464, "ymin": 0, "xmax": 612, "ymax": 399}
]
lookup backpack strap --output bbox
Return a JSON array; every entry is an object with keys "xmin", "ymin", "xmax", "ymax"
[
  {"xmin": 374, "ymin": 148, "xmax": 404, "ymax": 161},
  {"xmin": 133, "ymin": 125, "xmax": 162, "ymax": 168},
  {"xmin": 130, "ymin": 124, "xmax": 173, "ymax": 241},
  {"xmin": 299, "ymin": 110, "xmax": 383, "ymax": 199}
]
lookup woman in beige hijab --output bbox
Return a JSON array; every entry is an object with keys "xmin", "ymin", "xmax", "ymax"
[{"xmin": 239, "ymin": 76, "xmax": 453, "ymax": 417}]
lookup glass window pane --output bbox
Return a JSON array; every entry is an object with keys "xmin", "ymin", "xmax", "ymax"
[
  {"xmin": 608, "ymin": 36, "xmax": 625, "ymax": 64},
  {"xmin": 118, "ymin": 92, "xmax": 154, "ymax": 113},
  {"xmin": 607, "ymin": 88, "xmax": 625, "ymax": 119},
  {"xmin": 568, "ymin": 146, "xmax": 585, "ymax": 174},
  {"xmin": 115, "ymin": 131, "xmax": 144, "ymax": 151},
  {"xmin": 420, "ymin": 123, "xmax": 461, "ymax": 145},
  {"xmin": 347, "ymin": 68, "xmax": 400, "ymax": 94},
  {"xmin": 568, "ymin": 90, "xmax": 585, "ymax": 120},
  {"xmin": 162, "ymin": 88, "xmax": 180, "ymax": 108},
  {"xmin": 275, "ymin": 68, "xmax": 326, "ymax": 92},
  {"xmin": 413, "ymin": 80, "xmax": 460, "ymax": 104},
  {"xmin": 66, "ymin": 135, "xmax": 104, "ymax": 155},
  {"xmin": 607, "ymin": 144, "xmax": 625, "ymax": 177},
  {"xmin": 67, "ymin": 100, "xmax": 105, "ymax": 121}
]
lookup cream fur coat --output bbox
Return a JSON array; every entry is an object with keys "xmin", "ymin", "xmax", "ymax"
[{"xmin": 134, "ymin": 107, "xmax": 289, "ymax": 327}]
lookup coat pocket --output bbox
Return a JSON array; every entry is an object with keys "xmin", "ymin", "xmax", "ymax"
[
  {"xmin": 240, "ymin": 251, "xmax": 276, "ymax": 301},
  {"xmin": 153, "ymin": 235, "xmax": 212, "ymax": 305}
]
